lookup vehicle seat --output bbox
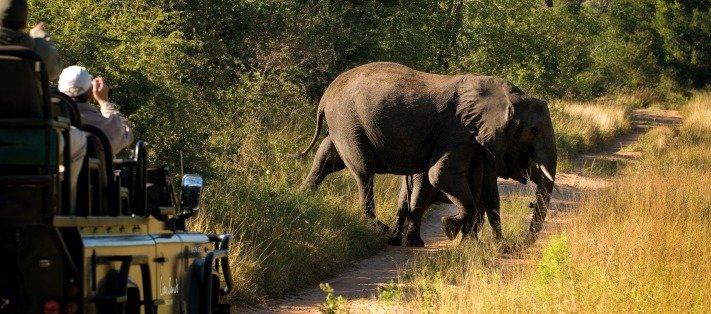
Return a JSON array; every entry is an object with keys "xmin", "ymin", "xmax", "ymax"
[
  {"xmin": 0, "ymin": 46, "xmax": 69, "ymax": 225},
  {"xmin": 81, "ymin": 124, "xmax": 122, "ymax": 216}
]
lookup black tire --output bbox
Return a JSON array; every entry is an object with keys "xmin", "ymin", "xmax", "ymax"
[{"xmin": 124, "ymin": 287, "xmax": 141, "ymax": 314}]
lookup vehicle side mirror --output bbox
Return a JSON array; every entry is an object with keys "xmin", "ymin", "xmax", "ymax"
[{"xmin": 180, "ymin": 174, "xmax": 204, "ymax": 215}]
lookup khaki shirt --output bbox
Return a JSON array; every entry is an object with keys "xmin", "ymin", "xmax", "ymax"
[
  {"xmin": 0, "ymin": 27, "xmax": 63, "ymax": 80},
  {"xmin": 77, "ymin": 101, "xmax": 134, "ymax": 155}
]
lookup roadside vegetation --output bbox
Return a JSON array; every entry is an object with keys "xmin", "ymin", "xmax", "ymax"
[
  {"xmin": 32, "ymin": 0, "xmax": 710, "ymax": 305},
  {"xmin": 382, "ymin": 93, "xmax": 711, "ymax": 312},
  {"xmin": 551, "ymin": 97, "xmax": 633, "ymax": 173}
]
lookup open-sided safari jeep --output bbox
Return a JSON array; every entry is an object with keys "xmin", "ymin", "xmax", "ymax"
[{"xmin": 0, "ymin": 46, "xmax": 233, "ymax": 314}]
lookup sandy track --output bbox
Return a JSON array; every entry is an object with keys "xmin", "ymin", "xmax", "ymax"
[{"xmin": 238, "ymin": 108, "xmax": 681, "ymax": 313}]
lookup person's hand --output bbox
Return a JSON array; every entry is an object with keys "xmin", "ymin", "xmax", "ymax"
[
  {"xmin": 29, "ymin": 22, "xmax": 47, "ymax": 38},
  {"xmin": 92, "ymin": 77, "xmax": 110, "ymax": 105}
]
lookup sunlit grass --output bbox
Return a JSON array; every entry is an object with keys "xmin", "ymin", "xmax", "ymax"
[
  {"xmin": 551, "ymin": 98, "xmax": 632, "ymax": 173},
  {"xmin": 478, "ymin": 188, "xmax": 538, "ymax": 251},
  {"xmin": 680, "ymin": 92, "xmax": 711, "ymax": 145},
  {"xmin": 189, "ymin": 116, "xmax": 401, "ymax": 303},
  {"xmin": 551, "ymin": 99, "xmax": 632, "ymax": 153},
  {"xmin": 387, "ymin": 93, "xmax": 711, "ymax": 312}
]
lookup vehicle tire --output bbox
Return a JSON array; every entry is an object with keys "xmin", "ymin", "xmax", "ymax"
[
  {"xmin": 96, "ymin": 270, "xmax": 124, "ymax": 314},
  {"xmin": 210, "ymin": 274, "xmax": 220, "ymax": 313},
  {"xmin": 125, "ymin": 287, "xmax": 141, "ymax": 314},
  {"xmin": 215, "ymin": 303, "xmax": 232, "ymax": 314}
]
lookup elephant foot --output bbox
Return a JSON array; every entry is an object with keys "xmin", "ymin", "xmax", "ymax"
[
  {"xmin": 404, "ymin": 233, "xmax": 425, "ymax": 247},
  {"xmin": 387, "ymin": 231, "xmax": 403, "ymax": 246},
  {"xmin": 524, "ymin": 232, "xmax": 538, "ymax": 246},
  {"xmin": 441, "ymin": 215, "xmax": 462, "ymax": 241},
  {"xmin": 529, "ymin": 222, "xmax": 544, "ymax": 235},
  {"xmin": 375, "ymin": 220, "xmax": 390, "ymax": 235},
  {"xmin": 299, "ymin": 182, "xmax": 320, "ymax": 192}
]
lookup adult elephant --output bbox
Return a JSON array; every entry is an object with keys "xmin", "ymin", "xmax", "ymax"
[{"xmin": 297, "ymin": 62, "xmax": 556, "ymax": 240}]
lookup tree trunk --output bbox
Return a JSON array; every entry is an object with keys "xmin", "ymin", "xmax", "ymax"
[{"xmin": 437, "ymin": 0, "xmax": 464, "ymax": 70}]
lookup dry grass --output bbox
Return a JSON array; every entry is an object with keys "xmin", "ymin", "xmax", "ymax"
[
  {"xmin": 391, "ymin": 93, "xmax": 711, "ymax": 312},
  {"xmin": 551, "ymin": 99, "xmax": 632, "ymax": 154},
  {"xmin": 188, "ymin": 119, "xmax": 402, "ymax": 304},
  {"xmin": 551, "ymin": 98, "xmax": 632, "ymax": 173},
  {"xmin": 680, "ymin": 92, "xmax": 711, "ymax": 145}
]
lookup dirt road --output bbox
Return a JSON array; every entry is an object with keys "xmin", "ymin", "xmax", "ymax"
[{"xmin": 239, "ymin": 108, "xmax": 681, "ymax": 313}]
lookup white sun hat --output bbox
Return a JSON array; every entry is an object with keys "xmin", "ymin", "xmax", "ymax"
[{"xmin": 58, "ymin": 65, "xmax": 93, "ymax": 97}]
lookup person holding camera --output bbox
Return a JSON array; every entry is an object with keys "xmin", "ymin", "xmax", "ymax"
[{"xmin": 59, "ymin": 65, "xmax": 134, "ymax": 154}]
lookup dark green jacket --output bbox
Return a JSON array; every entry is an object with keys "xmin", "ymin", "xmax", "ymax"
[{"xmin": 0, "ymin": 27, "xmax": 63, "ymax": 80}]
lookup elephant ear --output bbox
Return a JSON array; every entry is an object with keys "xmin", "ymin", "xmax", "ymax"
[{"xmin": 455, "ymin": 75, "xmax": 522, "ymax": 163}]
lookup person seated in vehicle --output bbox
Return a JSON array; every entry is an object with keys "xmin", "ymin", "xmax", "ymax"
[
  {"xmin": 0, "ymin": 0, "xmax": 62, "ymax": 80},
  {"xmin": 2, "ymin": 0, "xmax": 86, "ymax": 212},
  {"xmin": 58, "ymin": 65, "xmax": 134, "ymax": 154}
]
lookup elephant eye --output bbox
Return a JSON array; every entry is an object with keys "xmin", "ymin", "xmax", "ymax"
[{"xmin": 530, "ymin": 126, "xmax": 539, "ymax": 134}]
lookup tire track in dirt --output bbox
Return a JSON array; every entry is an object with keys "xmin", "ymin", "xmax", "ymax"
[{"xmin": 237, "ymin": 108, "xmax": 681, "ymax": 313}]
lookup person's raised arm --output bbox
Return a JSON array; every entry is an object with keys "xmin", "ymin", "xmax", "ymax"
[{"xmin": 29, "ymin": 22, "xmax": 62, "ymax": 80}]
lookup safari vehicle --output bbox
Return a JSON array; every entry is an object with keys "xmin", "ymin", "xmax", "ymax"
[{"xmin": 0, "ymin": 46, "xmax": 233, "ymax": 313}]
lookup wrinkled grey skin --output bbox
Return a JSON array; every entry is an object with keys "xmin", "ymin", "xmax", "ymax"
[{"xmin": 297, "ymin": 62, "xmax": 556, "ymax": 240}]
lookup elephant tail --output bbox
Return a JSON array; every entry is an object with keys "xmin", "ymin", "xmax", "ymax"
[{"xmin": 294, "ymin": 106, "xmax": 324, "ymax": 159}]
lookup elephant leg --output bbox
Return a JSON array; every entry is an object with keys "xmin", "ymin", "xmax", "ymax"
[
  {"xmin": 404, "ymin": 174, "xmax": 439, "ymax": 247},
  {"xmin": 299, "ymin": 136, "xmax": 346, "ymax": 191},
  {"xmin": 353, "ymin": 171, "xmax": 389, "ymax": 234},
  {"xmin": 481, "ymin": 166, "xmax": 503, "ymax": 240},
  {"xmin": 388, "ymin": 176, "xmax": 411, "ymax": 246},
  {"xmin": 431, "ymin": 151, "xmax": 483, "ymax": 241}
]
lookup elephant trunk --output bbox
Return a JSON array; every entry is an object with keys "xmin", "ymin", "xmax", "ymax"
[{"xmin": 530, "ymin": 137, "xmax": 557, "ymax": 234}]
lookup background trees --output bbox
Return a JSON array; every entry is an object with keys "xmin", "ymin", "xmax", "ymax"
[{"xmin": 30, "ymin": 0, "xmax": 711, "ymax": 172}]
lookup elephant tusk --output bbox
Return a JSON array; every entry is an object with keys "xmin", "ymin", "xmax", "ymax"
[{"xmin": 537, "ymin": 163, "xmax": 555, "ymax": 183}]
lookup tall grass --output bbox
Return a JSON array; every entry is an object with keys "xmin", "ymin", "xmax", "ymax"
[
  {"xmin": 391, "ymin": 93, "xmax": 711, "ymax": 312},
  {"xmin": 552, "ymin": 99, "xmax": 632, "ymax": 155},
  {"xmin": 188, "ymin": 117, "xmax": 401, "ymax": 304},
  {"xmin": 551, "ymin": 98, "xmax": 632, "ymax": 173},
  {"xmin": 680, "ymin": 92, "xmax": 711, "ymax": 145}
]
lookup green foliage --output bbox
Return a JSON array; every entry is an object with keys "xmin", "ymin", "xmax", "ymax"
[
  {"xmin": 454, "ymin": 0, "xmax": 600, "ymax": 98},
  {"xmin": 319, "ymin": 283, "xmax": 349, "ymax": 314},
  {"xmin": 535, "ymin": 234, "xmax": 570, "ymax": 285},
  {"xmin": 653, "ymin": 0, "xmax": 711, "ymax": 87},
  {"xmin": 377, "ymin": 281, "xmax": 402, "ymax": 302}
]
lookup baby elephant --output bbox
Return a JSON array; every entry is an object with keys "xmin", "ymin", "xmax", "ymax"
[{"xmin": 388, "ymin": 163, "xmax": 552, "ymax": 247}]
